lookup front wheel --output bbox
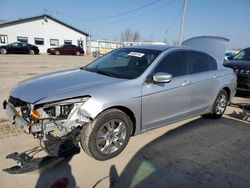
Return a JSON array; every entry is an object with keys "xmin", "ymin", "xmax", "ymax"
[
  {"xmin": 75, "ymin": 51, "xmax": 81, "ymax": 56},
  {"xmin": 203, "ymin": 89, "xmax": 228, "ymax": 119},
  {"xmin": 80, "ymin": 109, "xmax": 132, "ymax": 160}
]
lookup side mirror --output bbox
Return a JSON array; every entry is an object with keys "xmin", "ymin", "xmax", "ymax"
[
  {"xmin": 227, "ymin": 56, "xmax": 233, "ymax": 60},
  {"xmin": 153, "ymin": 72, "xmax": 172, "ymax": 83}
]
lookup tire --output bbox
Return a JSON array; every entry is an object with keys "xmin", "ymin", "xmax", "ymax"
[
  {"xmin": 76, "ymin": 51, "xmax": 80, "ymax": 56},
  {"xmin": 55, "ymin": 51, "xmax": 60, "ymax": 55},
  {"xmin": 80, "ymin": 109, "xmax": 133, "ymax": 160},
  {"xmin": 29, "ymin": 50, "xmax": 34, "ymax": 55},
  {"xmin": 203, "ymin": 89, "xmax": 228, "ymax": 119},
  {"xmin": 0, "ymin": 48, "xmax": 7, "ymax": 54}
]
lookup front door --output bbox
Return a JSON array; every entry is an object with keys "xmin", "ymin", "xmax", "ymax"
[{"xmin": 142, "ymin": 51, "xmax": 192, "ymax": 130}]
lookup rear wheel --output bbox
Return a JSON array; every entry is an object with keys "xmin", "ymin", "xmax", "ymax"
[
  {"xmin": 203, "ymin": 89, "xmax": 228, "ymax": 119},
  {"xmin": 0, "ymin": 48, "xmax": 7, "ymax": 54},
  {"xmin": 55, "ymin": 51, "xmax": 60, "ymax": 55},
  {"xmin": 29, "ymin": 49, "xmax": 34, "ymax": 55},
  {"xmin": 80, "ymin": 109, "xmax": 132, "ymax": 160},
  {"xmin": 76, "ymin": 51, "xmax": 81, "ymax": 56}
]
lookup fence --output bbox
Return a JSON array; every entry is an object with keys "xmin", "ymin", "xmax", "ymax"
[{"xmin": 88, "ymin": 40, "xmax": 166, "ymax": 57}]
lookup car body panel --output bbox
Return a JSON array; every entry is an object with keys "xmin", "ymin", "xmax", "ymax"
[
  {"xmin": 188, "ymin": 70, "xmax": 220, "ymax": 114},
  {"xmin": 141, "ymin": 75, "xmax": 192, "ymax": 129},
  {"xmin": 11, "ymin": 69, "xmax": 123, "ymax": 104}
]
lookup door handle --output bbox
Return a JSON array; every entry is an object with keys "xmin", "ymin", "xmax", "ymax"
[{"xmin": 182, "ymin": 80, "xmax": 191, "ymax": 86}]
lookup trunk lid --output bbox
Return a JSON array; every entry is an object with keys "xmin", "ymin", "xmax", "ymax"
[{"xmin": 182, "ymin": 36, "xmax": 229, "ymax": 67}]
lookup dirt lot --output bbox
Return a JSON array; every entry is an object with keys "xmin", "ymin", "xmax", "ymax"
[{"xmin": 0, "ymin": 54, "xmax": 249, "ymax": 188}]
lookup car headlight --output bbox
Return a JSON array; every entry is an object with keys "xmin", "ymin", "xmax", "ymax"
[{"xmin": 34, "ymin": 97, "xmax": 90, "ymax": 119}]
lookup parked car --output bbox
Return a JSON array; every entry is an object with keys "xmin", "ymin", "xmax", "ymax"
[
  {"xmin": 224, "ymin": 47, "xmax": 250, "ymax": 93},
  {"xmin": 3, "ymin": 36, "xmax": 236, "ymax": 165},
  {"xmin": 224, "ymin": 51, "xmax": 236, "ymax": 60},
  {"xmin": 47, "ymin": 44, "xmax": 84, "ymax": 55},
  {"xmin": 0, "ymin": 42, "xmax": 39, "ymax": 55}
]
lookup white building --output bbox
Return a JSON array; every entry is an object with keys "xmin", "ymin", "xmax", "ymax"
[{"xmin": 0, "ymin": 14, "xmax": 89, "ymax": 53}]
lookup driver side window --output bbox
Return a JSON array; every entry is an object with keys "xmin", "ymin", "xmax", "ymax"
[{"xmin": 154, "ymin": 51, "xmax": 188, "ymax": 77}]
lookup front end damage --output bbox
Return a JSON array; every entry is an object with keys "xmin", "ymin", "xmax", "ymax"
[{"xmin": 3, "ymin": 96, "xmax": 92, "ymax": 174}]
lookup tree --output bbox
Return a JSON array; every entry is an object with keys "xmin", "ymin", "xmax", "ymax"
[{"xmin": 120, "ymin": 28, "xmax": 141, "ymax": 42}]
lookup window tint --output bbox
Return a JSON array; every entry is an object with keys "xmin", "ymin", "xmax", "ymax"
[
  {"xmin": 154, "ymin": 51, "xmax": 188, "ymax": 77},
  {"xmin": 50, "ymin": 39, "xmax": 59, "ymax": 46},
  {"xmin": 209, "ymin": 56, "xmax": 217, "ymax": 70},
  {"xmin": 34, "ymin": 38, "xmax": 44, "ymax": 45},
  {"xmin": 189, "ymin": 51, "xmax": 210, "ymax": 73}
]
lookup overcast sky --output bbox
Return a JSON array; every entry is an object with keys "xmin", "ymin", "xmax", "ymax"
[{"xmin": 0, "ymin": 0, "xmax": 249, "ymax": 49}]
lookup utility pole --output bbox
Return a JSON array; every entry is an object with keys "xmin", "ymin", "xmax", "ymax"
[{"xmin": 178, "ymin": 0, "xmax": 188, "ymax": 45}]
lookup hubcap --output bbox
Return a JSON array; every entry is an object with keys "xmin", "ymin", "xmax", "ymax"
[
  {"xmin": 96, "ymin": 119, "xmax": 127, "ymax": 155},
  {"xmin": 215, "ymin": 94, "xmax": 227, "ymax": 115}
]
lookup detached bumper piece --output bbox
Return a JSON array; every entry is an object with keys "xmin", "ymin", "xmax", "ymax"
[
  {"xmin": 3, "ymin": 138, "xmax": 80, "ymax": 174},
  {"xmin": 3, "ymin": 100, "xmax": 30, "ymax": 134},
  {"xmin": 241, "ymin": 104, "xmax": 250, "ymax": 120}
]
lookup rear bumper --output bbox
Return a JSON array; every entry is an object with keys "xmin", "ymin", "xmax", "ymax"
[{"xmin": 3, "ymin": 101, "xmax": 30, "ymax": 133}]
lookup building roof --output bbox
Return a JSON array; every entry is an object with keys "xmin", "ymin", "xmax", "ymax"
[{"xmin": 0, "ymin": 14, "xmax": 89, "ymax": 36}]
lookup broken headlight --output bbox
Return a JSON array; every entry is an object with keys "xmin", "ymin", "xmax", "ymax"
[{"xmin": 36, "ymin": 97, "xmax": 90, "ymax": 120}]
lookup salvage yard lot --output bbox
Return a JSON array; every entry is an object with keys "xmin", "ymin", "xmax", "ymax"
[{"xmin": 0, "ymin": 54, "xmax": 249, "ymax": 187}]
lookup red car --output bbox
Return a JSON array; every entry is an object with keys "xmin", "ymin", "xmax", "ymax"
[{"xmin": 47, "ymin": 44, "xmax": 84, "ymax": 55}]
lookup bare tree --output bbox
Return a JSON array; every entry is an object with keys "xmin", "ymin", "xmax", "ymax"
[
  {"xmin": 120, "ymin": 28, "xmax": 141, "ymax": 42},
  {"xmin": 132, "ymin": 31, "xmax": 141, "ymax": 42}
]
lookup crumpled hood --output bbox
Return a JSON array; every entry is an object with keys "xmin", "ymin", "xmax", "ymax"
[
  {"xmin": 10, "ymin": 68, "xmax": 121, "ymax": 104},
  {"xmin": 223, "ymin": 60, "xmax": 250, "ymax": 69}
]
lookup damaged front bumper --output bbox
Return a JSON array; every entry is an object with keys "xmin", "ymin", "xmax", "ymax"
[{"xmin": 2, "ymin": 98, "xmax": 90, "ymax": 174}]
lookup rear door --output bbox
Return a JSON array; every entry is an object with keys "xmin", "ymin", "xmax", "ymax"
[
  {"xmin": 19, "ymin": 43, "xmax": 28, "ymax": 53},
  {"xmin": 187, "ymin": 51, "xmax": 220, "ymax": 114}
]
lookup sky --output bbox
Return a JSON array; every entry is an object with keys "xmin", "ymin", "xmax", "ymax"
[{"xmin": 0, "ymin": 0, "xmax": 249, "ymax": 49}]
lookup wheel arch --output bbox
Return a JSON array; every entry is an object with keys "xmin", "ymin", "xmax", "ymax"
[
  {"xmin": 222, "ymin": 87, "xmax": 231, "ymax": 100},
  {"xmin": 103, "ymin": 105, "xmax": 136, "ymax": 136}
]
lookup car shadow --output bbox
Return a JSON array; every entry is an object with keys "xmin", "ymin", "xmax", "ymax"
[
  {"xmin": 108, "ymin": 117, "xmax": 250, "ymax": 188},
  {"xmin": 35, "ymin": 140, "xmax": 80, "ymax": 188}
]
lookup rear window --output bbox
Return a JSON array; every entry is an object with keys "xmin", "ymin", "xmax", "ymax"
[
  {"xmin": 209, "ymin": 56, "xmax": 217, "ymax": 70},
  {"xmin": 189, "ymin": 51, "xmax": 211, "ymax": 73}
]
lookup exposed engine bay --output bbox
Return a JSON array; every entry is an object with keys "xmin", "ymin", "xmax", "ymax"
[{"xmin": 3, "ymin": 96, "xmax": 91, "ymax": 174}]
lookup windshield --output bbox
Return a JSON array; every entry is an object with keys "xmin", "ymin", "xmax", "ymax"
[
  {"xmin": 85, "ymin": 48, "xmax": 161, "ymax": 79},
  {"xmin": 233, "ymin": 48, "xmax": 250, "ymax": 61}
]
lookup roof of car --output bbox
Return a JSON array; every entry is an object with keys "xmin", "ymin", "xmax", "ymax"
[{"xmin": 124, "ymin": 44, "xmax": 185, "ymax": 52}]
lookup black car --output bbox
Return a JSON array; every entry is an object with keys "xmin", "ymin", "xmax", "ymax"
[
  {"xmin": 224, "ymin": 47, "xmax": 250, "ymax": 94},
  {"xmin": 0, "ymin": 42, "xmax": 39, "ymax": 55}
]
